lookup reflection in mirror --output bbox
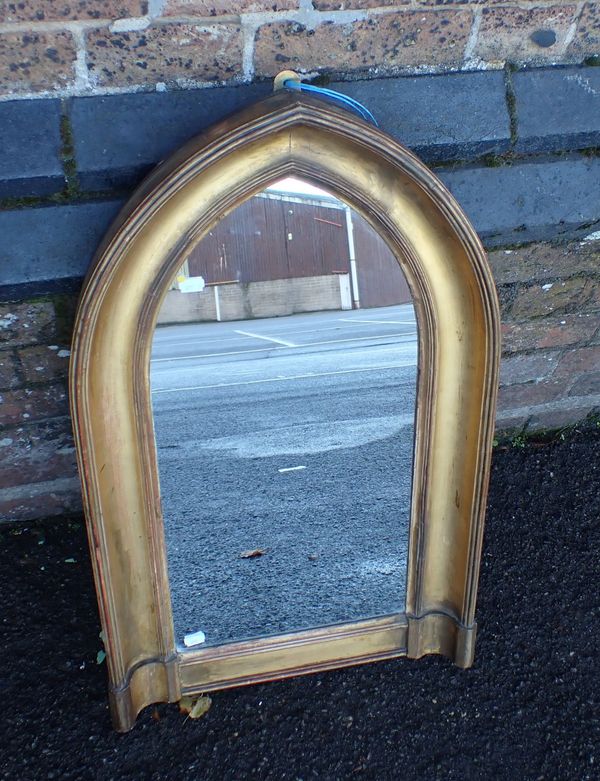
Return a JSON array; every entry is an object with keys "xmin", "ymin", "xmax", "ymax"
[{"xmin": 150, "ymin": 178, "xmax": 418, "ymax": 650}]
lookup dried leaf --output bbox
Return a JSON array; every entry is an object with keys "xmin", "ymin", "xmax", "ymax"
[
  {"xmin": 179, "ymin": 695, "xmax": 212, "ymax": 720},
  {"xmin": 240, "ymin": 548, "xmax": 267, "ymax": 559}
]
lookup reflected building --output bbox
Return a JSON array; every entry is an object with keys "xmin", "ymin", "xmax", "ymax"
[{"xmin": 158, "ymin": 183, "xmax": 412, "ymax": 326}]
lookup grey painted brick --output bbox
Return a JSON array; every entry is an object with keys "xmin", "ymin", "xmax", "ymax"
[
  {"xmin": 440, "ymin": 158, "xmax": 600, "ymax": 246},
  {"xmin": 514, "ymin": 67, "xmax": 600, "ymax": 154},
  {"xmin": 71, "ymin": 73, "xmax": 510, "ymax": 193},
  {"xmin": 0, "ymin": 200, "xmax": 124, "ymax": 298},
  {"xmin": 70, "ymin": 83, "xmax": 272, "ymax": 192},
  {"xmin": 2, "ymin": 158, "xmax": 599, "ymax": 298},
  {"xmin": 333, "ymin": 71, "xmax": 511, "ymax": 163},
  {"xmin": 0, "ymin": 99, "xmax": 65, "ymax": 198}
]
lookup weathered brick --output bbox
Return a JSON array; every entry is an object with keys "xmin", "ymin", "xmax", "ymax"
[
  {"xmin": 0, "ymin": 476, "xmax": 82, "ymax": 523},
  {"xmin": 501, "ymin": 314, "xmax": 599, "ymax": 354},
  {"xmin": 497, "ymin": 379, "xmax": 565, "ymax": 411},
  {"xmin": 0, "ymin": 302, "xmax": 56, "ymax": 347},
  {"xmin": 474, "ymin": 5, "xmax": 578, "ymax": 65},
  {"xmin": 567, "ymin": 2, "xmax": 600, "ymax": 61},
  {"xmin": 164, "ymin": 0, "xmax": 298, "ymax": 14},
  {"xmin": 489, "ymin": 241, "xmax": 600, "ymax": 286},
  {"xmin": 495, "ymin": 411, "xmax": 528, "ymax": 433},
  {"xmin": 70, "ymin": 70, "xmax": 507, "ymax": 192},
  {"xmin": 514, "ymin": 67, "xmax": 600, "ymax": 154},
  {"xmin": 0, "ymin": 384, "xmax": 69, "ymax": 428},
  {"xmin": 0, "ymin": 418, "xmax": 77, "ymax": 487},
  {"xmin": 70, "ymin": 82, "xmax": 271, "ymax": 190},
  {"xmin": 440, "ymin": 158, "xmax": 600, "ymax": 247},
  {"xmin": 553, "ymin": 345, "xmax": 600, "ymax": 378},
  {"xmin": 499, "ymin": 352, "xmax": 559, "ymax": 386},
  {"xmin": 0, "ymin": 200, "xmax": 125, "ymax": 294},
  {"xmin": 86, "ymin": 23, "xmax": 243, "ymax": 89},
  {"xmin": 0, "ymin": 30, "xmax": 76, "ymax": 94},
  {"xmin": 254, "ymin": 10, "xmax": 473, "ymax": 78},
  {"xmin": 510, "ymin": 278, "xmax": 597, "ymax": 320},
  {"xmin": 527, "ymin": 400, "xmax": 599, "ymax": 431},
  {"xmin": 334, "ymin": 70, "xmax": 510, "ymax": 163},
  {"xmin": 18, "ymin": 344, "xmax": 71, "ymax": 383},
  {"xmin": 569, "ymin": 371, "xmax": 600, "ymax": 397},
  {"xmin": 0, "ymin": 1, "xmax": 148, "ymax": 23},
  {"xmin": 0, "ymin": 351, "xmax": 20, "ymax": 390},
  {"xmin": 0, "ymin": 99, "xmax": 64, "ymax": 198}
]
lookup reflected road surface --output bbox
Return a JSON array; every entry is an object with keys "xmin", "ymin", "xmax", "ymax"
[{"xmin": 150, "ymin": 305, "xmax": 418, "ymax": 648}]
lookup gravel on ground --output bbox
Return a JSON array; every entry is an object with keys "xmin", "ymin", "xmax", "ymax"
[{"xmin": 1, "ymin": 427, "xmax": 598, "ymax": 780}]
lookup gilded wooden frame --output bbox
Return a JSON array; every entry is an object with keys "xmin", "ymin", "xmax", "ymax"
[{"xmin": 69, "ymin": 90, "xmax": 500, "ymax": 732}]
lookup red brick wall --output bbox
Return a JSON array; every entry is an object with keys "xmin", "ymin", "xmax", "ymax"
[
  {"xmin": 0, "ymin": 1, "xmax": 597, "ymax": 99},
  {"xmin": 1, "ymin": 238, "xmax": 599, "ymax": 523},
  {"xmin": 0, "ymin": 297, "xmax": 80, "ymax": 522},
  {"xmin": 490, "ymin": 239, "xmax": 600, "ymax": 431}
]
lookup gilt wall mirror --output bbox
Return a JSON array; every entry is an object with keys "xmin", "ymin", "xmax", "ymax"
[{"xmin": 70, "ymin": 80, "xmax": 500, "ymax": 732}]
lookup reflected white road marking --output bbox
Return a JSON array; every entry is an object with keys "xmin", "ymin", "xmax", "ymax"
[
  {"xmin": 339, "ymin": 318, "xmax": 416, "ymax": 325},
  {"xmin": 234, "ymin": 329, "xmax": 296, "ymax": 347},
  {"xmin": 150, "ymin": 332, "xmax": 416, "ymax": 363},
  {"xmin": 278, "ymin": 466, "xmax": 307, "ymax": 473},
  {"xmin": 152, "ymin": 361, "xmax": 415, "ymax": 394}
]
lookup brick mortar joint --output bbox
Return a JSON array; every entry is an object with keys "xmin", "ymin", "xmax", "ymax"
[
  {"xmin": 0, "ymin": 0, "xmax": 591, "ymax": 104},
  {"xmin": 502, "ymin": 338, "xmax": 599, "ymax": 356},
  {"xmin": 497, "ymin": 272, "xmax": 600, "ymax": 290},
  {"xmin": 0, "ymin": 4, "xmax": 464, "ymax": 35},
  {"xmin": 59, "ymin": 102, "xmax": 80, "ymax": 199},
  {"xmin": 1, "ymin": 150, "xmax": 599, "ymax": 214},
  {"xmin": 503, "ymin": 64, "xmax": 518, "ymax": 149},
  {"xmin": 1, "ymin": 55, "xmax": 593, "ymax": 104},
  {"xmin": 0, "ymin": 413, "xmax": 73, "ymax": 435},
  {"xmin": 561, "ymin": 1, "xmax": 587, "ymax": 55},
  {"xmin": 0, "ymin": 347, "xmax": 26, "ymax": 389},
  {"xmin": 0, "ymin": 0, "xmax": 585, "ymax": 29},
  {"xmin": 0, "ymin": 376, "xmax": 69, "ymax": 390}
]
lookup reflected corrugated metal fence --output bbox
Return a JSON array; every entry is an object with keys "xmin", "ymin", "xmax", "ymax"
[{"xmin": 185, "ymin": 191, "xmax": 411, "ymax": 308}]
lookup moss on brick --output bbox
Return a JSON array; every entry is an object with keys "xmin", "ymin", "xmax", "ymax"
[{"xmin": 59, "ymin": 106, "xmax": 79, "ymax": 200}]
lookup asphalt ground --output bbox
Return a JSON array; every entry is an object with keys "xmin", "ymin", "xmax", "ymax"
[
  {"xmin": 150, "ymin": 305, "xmax": 418, "ymax": 647},
  {"xmin": 2, "ymin": 426, "xmax": 598, "ymax": 779}
]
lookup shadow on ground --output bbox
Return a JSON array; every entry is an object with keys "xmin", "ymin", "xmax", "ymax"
[{"xmin": 1, "ymin": 428, "xmax": 598, "ymax": 780}]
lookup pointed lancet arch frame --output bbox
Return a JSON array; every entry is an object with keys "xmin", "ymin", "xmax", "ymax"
[{"xmin": 70, "ymin": 90, "xmax": 500, "ymax": 732}]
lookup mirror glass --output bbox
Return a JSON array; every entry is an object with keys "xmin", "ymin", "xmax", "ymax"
[{"xmin": 150, "ymin": 178, "xmax": 418, "ymax": 650}]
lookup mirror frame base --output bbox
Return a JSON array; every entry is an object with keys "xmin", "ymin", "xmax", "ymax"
[
  {"xmin": 109, "ymin": 613, "xmax": 476, "ymax": 731},
  {"xmin": 110, "ymin": 655, "xmax": 181, "ymax": 733},
  {"xmin": 406, "ymin": 614, "xmax": 476, "ymax": 669}
]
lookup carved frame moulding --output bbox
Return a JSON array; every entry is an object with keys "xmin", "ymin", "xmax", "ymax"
[{"xmin": 69, "ymin": 87, "xmax": 501, "ymax": 731}]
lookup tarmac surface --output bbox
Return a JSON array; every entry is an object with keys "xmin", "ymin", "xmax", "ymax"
[
  {"xmin": 2, "ymin": 426, "xmax": 598, "ymax": 779},
  {"xmin": 150, "ymin": 306, "xmax": 418, "ymax": 647}
]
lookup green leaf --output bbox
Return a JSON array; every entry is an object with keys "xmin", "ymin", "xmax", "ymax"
[{"xmin": 96, "ymin": 650, "xmax": 106, "ymax": 665}]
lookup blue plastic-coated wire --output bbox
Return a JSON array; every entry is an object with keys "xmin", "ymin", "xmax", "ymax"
[{"xmin": 284, "ymin": 79, "xmax": 378, "ymax": 127}]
